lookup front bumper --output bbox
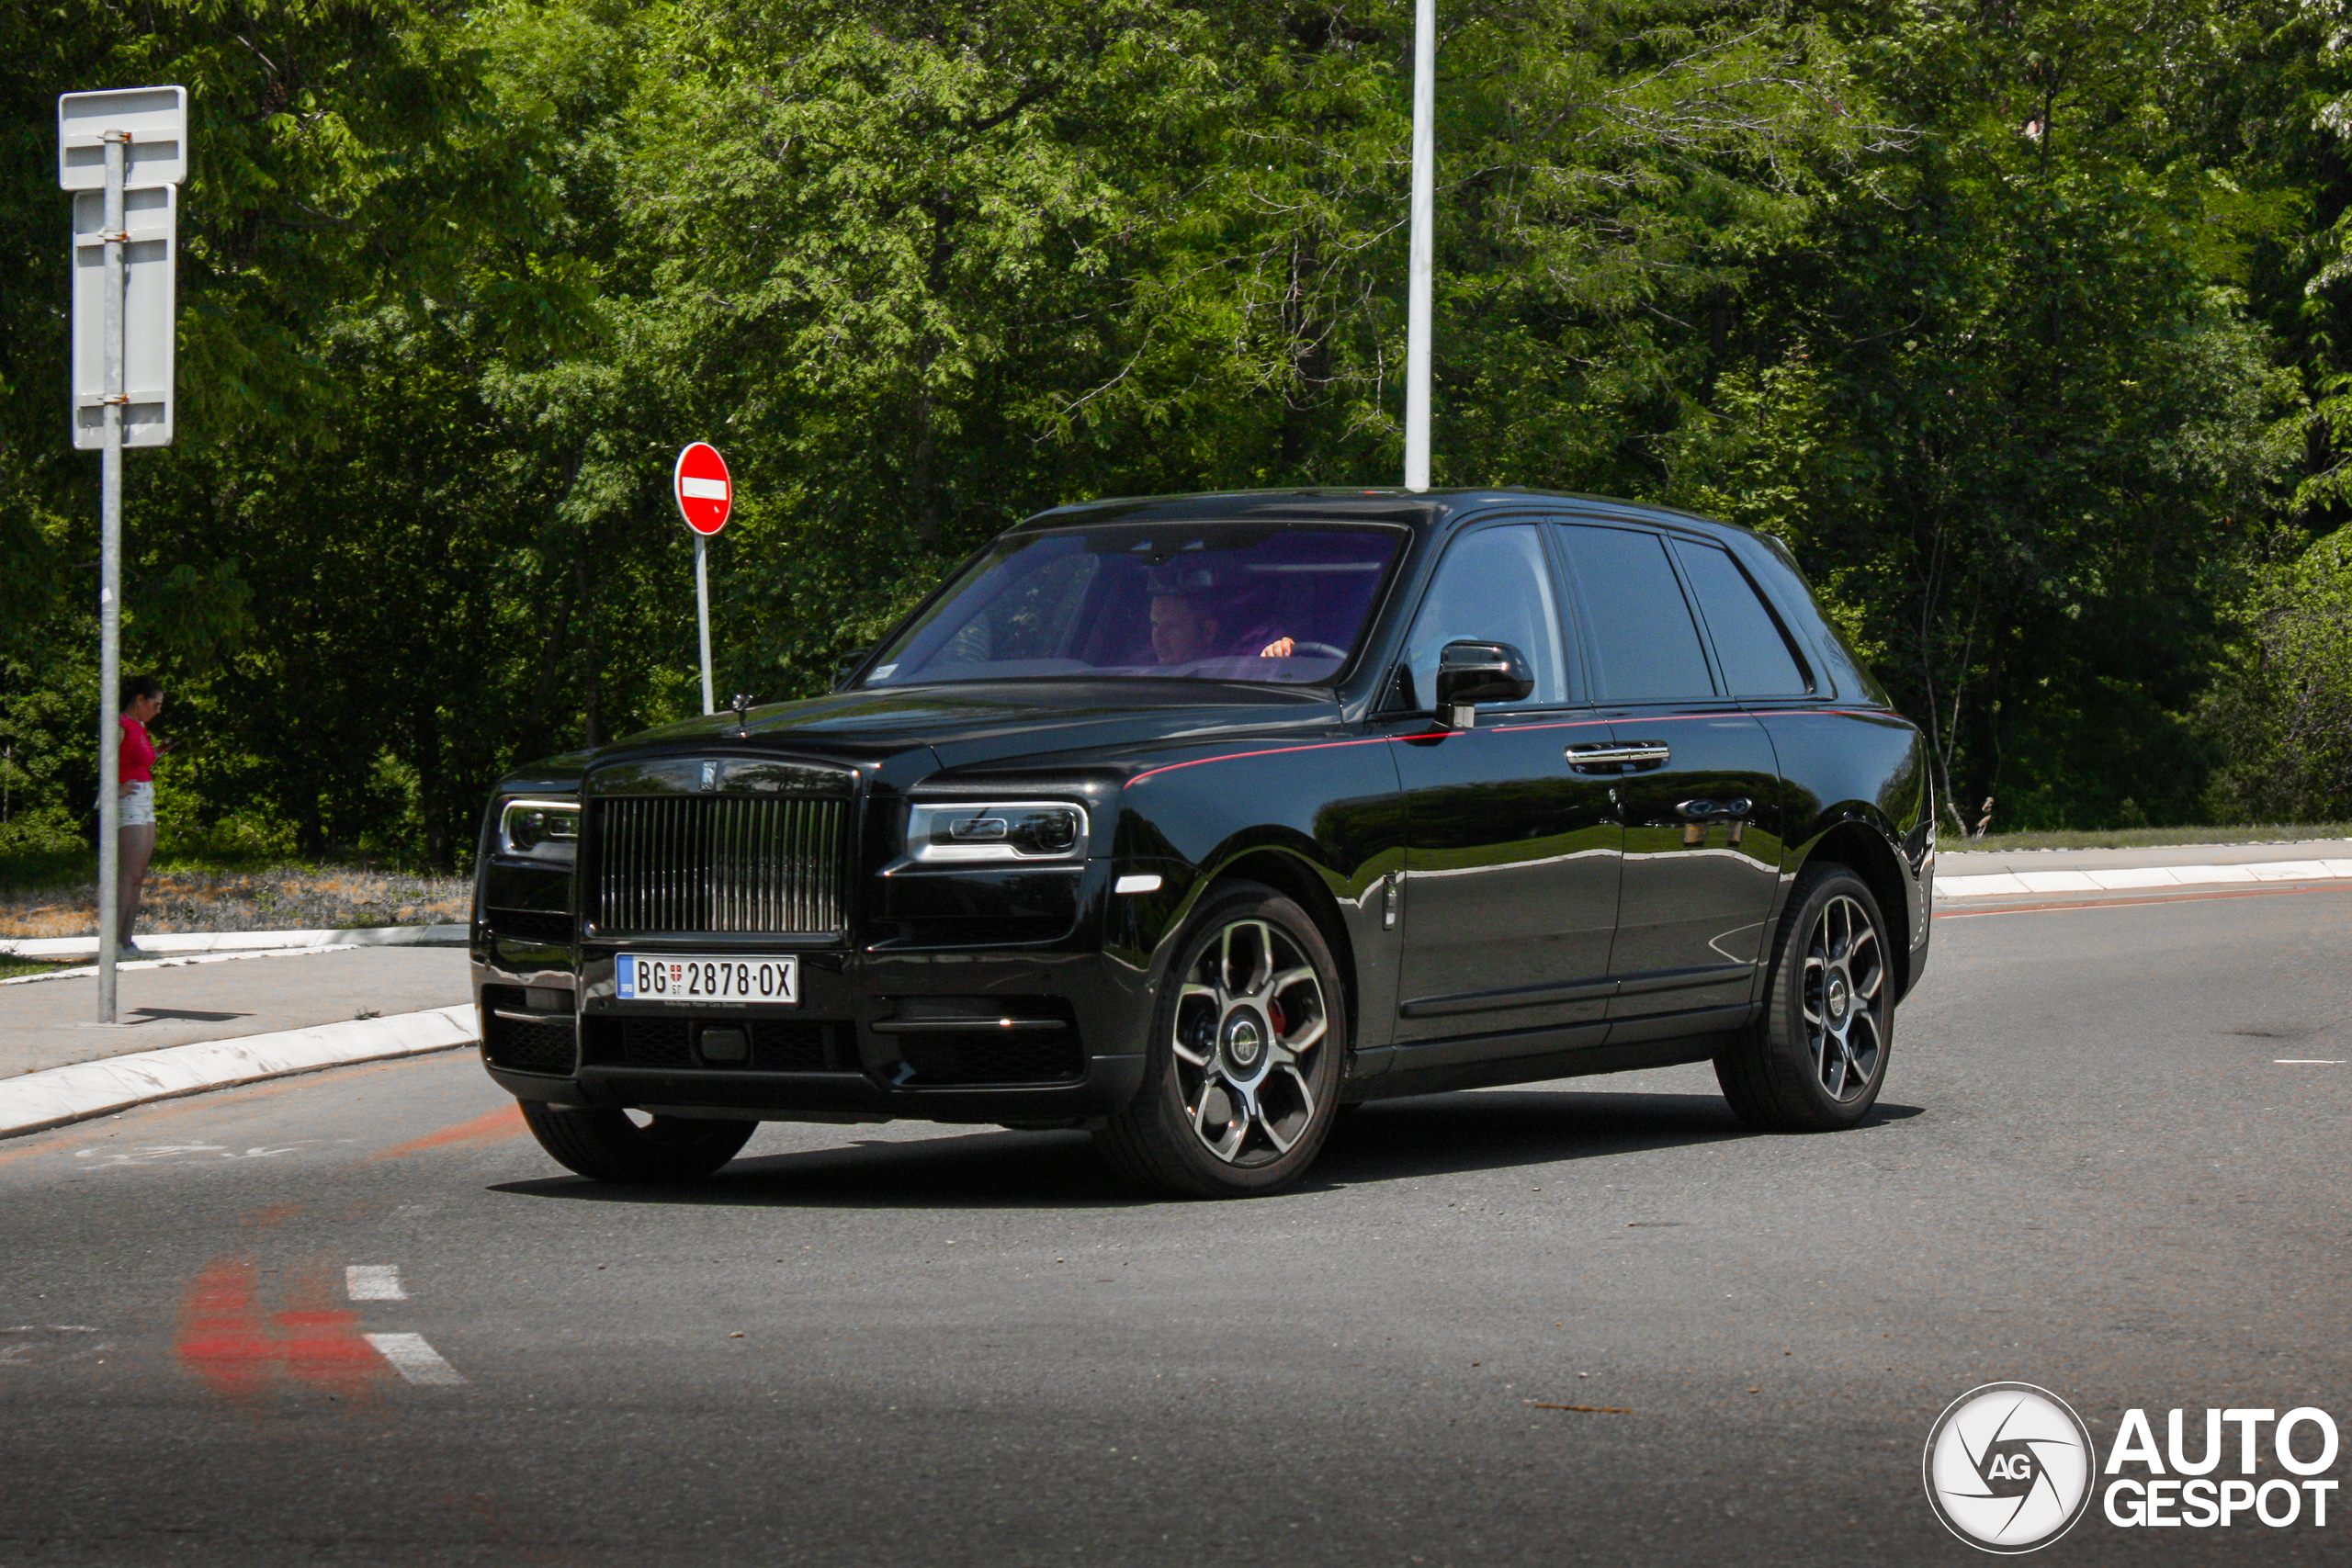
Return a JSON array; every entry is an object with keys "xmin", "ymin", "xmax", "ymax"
[{"xmin": 472, "ymin": 926, "xmax": 1152, "ymax": 1126}]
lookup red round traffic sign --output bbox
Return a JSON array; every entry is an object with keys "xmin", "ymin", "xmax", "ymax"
[{"xmin": 673, "ymin": 442, "xmax": 732, "ymax": 536}]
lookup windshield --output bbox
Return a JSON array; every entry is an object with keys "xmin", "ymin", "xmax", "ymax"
[{"xmin": 864, "ymin": 522, "xmax": 1406, "ymax": 688}]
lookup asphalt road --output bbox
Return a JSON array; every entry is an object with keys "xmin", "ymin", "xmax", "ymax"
[{"xmin": 1, "ymin": 886, "xmax": 2346, "ymax": 1566}]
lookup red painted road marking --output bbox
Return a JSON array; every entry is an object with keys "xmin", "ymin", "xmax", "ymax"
[
  {"xmin": 273, "ymin": 1268, "xmax": 385, "ymax": 1397},
  {"xmin": 175, "ymin": 1256, "xmax": 385, "ymax": 1399},
  {"xmin": 369, "ymin": 1103, "xmax": 525, "ymax": 1161},
  {"xmin": 175, "ymin": 1257, "xmax": 273, "ymax": 1399}
]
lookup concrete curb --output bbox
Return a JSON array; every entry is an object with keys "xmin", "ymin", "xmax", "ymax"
[
  {"xmin": 0, "ymin": 944, "xmax": 372, "ymax": 987},
  {"xmin": 1, "ymin": 923, "xmax": 469, "ymax": 960},
  {"xmin": 0, "ymin": 1003, "xmax": 479, "ymax": 1142},
  {"xmin": 1938, "ymin": 859, "xmax": 2352, "ymax": 899}
]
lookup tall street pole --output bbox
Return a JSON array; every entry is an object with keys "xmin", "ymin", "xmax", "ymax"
[
  {"xmin": 1403, "ymin": 0, "xmax": 1435, "ymax": 493},
  {"xmin": 61, "ymin": 85, "xmax": 184, "ymax": 1029},
  {"xmin": 96, "ymin": 127, "xmax": 128, "ymax": 1024},
  {"xmin": 695, "ymin": 533, "xmax": 715, "ymax": 716}
]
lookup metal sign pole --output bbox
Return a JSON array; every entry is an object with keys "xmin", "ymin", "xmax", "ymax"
[
  {"xmin": 61, "ymin": 85, "xmax": 182, "ymax": 1028},
  {"xmin": 1403, "ymin": 0, "xmax": 1436, "ymax": 493},
  {"xmin": 695, "ymin": 532, "xmax": 714, "ymax": 716},
  {"xmin": 96, "ymin": 128, "xmax": 127, "ymax": 1025}
]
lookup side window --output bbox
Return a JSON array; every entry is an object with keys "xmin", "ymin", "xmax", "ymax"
[
  {"xmin": 1552, "ymin": 525, "xmax": 1715, "ymax": 703},
  {"xmin": 1401, "ymin": 524, "xmax": 1566, "ymax": 708},
  {"xmin": 1671, "ymin": 539, "xmax": 1811, "ymax": 697}
]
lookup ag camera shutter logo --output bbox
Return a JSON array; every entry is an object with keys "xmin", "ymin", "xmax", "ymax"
[{"xmin": 1924, "ymin": 1382, "xmax": 2096, "ymax": 1552}]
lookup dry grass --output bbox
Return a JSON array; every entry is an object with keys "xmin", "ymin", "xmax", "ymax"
[{"xmin": 0, "ymin": 866, "xmax": 469, "ymax": 940}]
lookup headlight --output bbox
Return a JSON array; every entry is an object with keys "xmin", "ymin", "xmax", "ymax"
[
  {"xmin": 499, "ymin": 799, "xmax": 581, "ymax": 864},
  {"xmin": 905, "ymin": 801, "xmax": 1087, "ymax": 864}
]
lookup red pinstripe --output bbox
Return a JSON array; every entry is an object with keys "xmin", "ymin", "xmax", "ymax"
[{"xmin": 1122, "ymin": 708, "xmax": 1888, "ymax": 788}]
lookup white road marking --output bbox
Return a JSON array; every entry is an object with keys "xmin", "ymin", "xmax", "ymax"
[
  {"xmin": 363, "ymin": 1333, "xmax": 465, "ymax": 1385},
  {"xmin": 346, "ymin": 1265, "xmax": 406, "ymax": 1301},
  {"xmin": 2274, "ymin": 1059, "xmax": 2345, "ymax": 1065},
  {"xmin": 388, "ymin": 1204, "xmax": 439, "ymax": 1224},
  {"xmin": 73, "ymin": 1141, "xmax": 316, "ymax": 1167},
  {"xmin": 0, "ymin": 1326, "xmax": 112, "ymax": 1369}
]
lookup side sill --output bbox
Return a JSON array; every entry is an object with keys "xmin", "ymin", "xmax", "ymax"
[
  {"xmin": 1397, "ymin": 963, "xmax": 1750, "ymax": 1020},
  {"xmin": 1357, "ymin": 1032, "xmax": 1737, "ymax": 1102}
]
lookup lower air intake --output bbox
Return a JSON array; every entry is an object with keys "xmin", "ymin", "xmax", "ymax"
[
  {"xmin": 897, "ymin": 1029, "xmax": 1084, "ymax": 1086},
  {"xmin": 481, "ymin": 987, "xmax": 578, "ymax": 1074}
]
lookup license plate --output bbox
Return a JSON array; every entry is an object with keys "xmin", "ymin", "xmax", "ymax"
[{"xmin": 616, "ymin": 954, "xmax": 799, "ymax": 1005}]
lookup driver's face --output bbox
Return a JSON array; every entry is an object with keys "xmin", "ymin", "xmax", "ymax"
[{"xmin": 1149, "ymin": 596, "xmax": 1218, "ymax": 665}]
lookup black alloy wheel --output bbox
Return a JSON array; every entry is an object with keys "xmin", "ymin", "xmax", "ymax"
[
  {"xmin": 517, "ymin": 1100, "xmax": 755, "ymax": 1182},
  {"xmin": 1096, "ymin": 880, "xmax": 1346, "ymax": 1197},
  {"xmin": 1715, "ymin": 861, "xmax": 1894, "ymax": 1132}
]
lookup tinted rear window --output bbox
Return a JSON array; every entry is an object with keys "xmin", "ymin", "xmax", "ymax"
[
  {"xmin": 1553, "ymin": 525, "xmax": 1715, "ymax": 702},
  {"xmin": 1672, "ymin": 539, "xmax": 1810, "ymax": 697}
]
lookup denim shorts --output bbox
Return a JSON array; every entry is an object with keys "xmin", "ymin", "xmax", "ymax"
[{"xmin": 112, "ymin": 781, "xmax": 155, "ymax": 828}]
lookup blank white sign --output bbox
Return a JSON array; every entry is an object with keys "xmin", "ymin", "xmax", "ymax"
[
  {"xmin": 70, "ymin": 184, "xmax": 175, "ymax": 449},
  {"xmin": 57, "ymin": 86, "xmax": 187, "ymax": 191}
]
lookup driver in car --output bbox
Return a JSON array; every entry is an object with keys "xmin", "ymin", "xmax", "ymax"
[{"xmin": 1147, "ymin": 562, "xmax": 1296, "ymax": 665}]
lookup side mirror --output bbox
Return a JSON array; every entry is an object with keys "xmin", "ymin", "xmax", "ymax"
[{"xmin": 1433, "ymin": 640, "xmax": 1533, "ymax": 729}]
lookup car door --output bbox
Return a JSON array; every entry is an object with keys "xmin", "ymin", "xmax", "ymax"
[
  {"xmin": 1385, "ymin": 521, "xmax": 1622, "ymax": 1051},
  {"xmin": 1549, "ymin": 522, "xmax": 1784, "ymax": 1029}
]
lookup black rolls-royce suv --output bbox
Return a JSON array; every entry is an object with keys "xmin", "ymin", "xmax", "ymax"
[{"xmin": 473, "ymin": 488, "xmax": 1933, "ymax": 1196}]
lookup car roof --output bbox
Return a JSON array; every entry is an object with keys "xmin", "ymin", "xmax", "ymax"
[{"xmin": 1019, "ymin": 487, "xmax": 1754, "ymax": 544}]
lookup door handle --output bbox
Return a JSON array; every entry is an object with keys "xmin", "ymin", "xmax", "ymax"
[{"xmin": 1565, "ymin": 742, "xmax": 1671, "ymax": 774}]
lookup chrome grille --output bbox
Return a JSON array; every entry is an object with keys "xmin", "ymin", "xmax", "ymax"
[{"xmin": 593, "ymin": 795, "xmax": 848, "ymax": 935}]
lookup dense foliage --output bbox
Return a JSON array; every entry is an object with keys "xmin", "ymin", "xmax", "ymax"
[{"xmin": 4, "ymin": 0, "xmax": 2350, "ymax": 866}]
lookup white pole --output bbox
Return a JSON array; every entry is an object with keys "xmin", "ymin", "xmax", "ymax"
[
  {"xmin": 695, "ymin": 532, "xmax": 714, "ymax": 716},
  {"xmin": 1403, "ymin": 0, "xmax": 1436, "ymax": 493},
  {"xmin": 96, "ymin": 128, "xmax": 127, "ymax": 1024}
]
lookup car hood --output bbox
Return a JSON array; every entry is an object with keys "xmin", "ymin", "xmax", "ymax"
[{"xmin": 557, "ymin": 680, "xmax": 1344, "ymax": 779}]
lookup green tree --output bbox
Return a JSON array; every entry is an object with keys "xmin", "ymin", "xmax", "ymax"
[
  {"xmin": 2199, "ymin": 524, "xmax": 2352, "ymax": 820},
  {"xmin": 1673, "ymin": 0, "xmax": 2301, "ymax": 831}
]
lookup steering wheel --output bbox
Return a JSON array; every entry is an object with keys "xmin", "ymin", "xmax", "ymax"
[{"xmin": 1281, "ymin": 641, "xmax": 1348, "ymax": 660}]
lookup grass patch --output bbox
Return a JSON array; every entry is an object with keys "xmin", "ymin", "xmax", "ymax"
[
  {"xmin": 0, "ymin": 956, "xmax": 76, "ymax": 981},
  {"xmin": 1956, "ymin": 822, "xmax": 2352, "ymax": 853},
  {"xmin": 0, "ymin": 863, "xmax": 470, "ymax": 941}
]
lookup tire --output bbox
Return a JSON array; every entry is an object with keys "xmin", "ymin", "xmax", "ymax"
[
  {"xmin": 1094, "ymin": 880, "xmax": 1347, "ymax": 1197},
  {"xmin": 517, "ymin": 1100, "xmax": 754, "ymax": 1182},
  {"xmin": 1715, "ymin": 861, "xmax": 1894, "ymax": 1132}
]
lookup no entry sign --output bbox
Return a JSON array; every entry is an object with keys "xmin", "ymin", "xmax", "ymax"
[{"xmin": 673, "ymin": 442, "xmax": 731, "ymax": 535}]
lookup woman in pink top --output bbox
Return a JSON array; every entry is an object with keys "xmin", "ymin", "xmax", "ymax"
[{"xmin": 111, "ymin": 674, "xmax": 164, "ymax": 953}]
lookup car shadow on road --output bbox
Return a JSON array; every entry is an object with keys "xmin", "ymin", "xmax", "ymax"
[
  {"xmin": 493, "ymin": 1127, "xmax": 1136, "ymax": 1210},
  {"xmin": 1321, "ymin": 1090, "xmax": 1921, "ymax": 1185},
  {"xmin": 488, "ymin": 1090, "xmax": 1924, "ymax": 1210}
]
